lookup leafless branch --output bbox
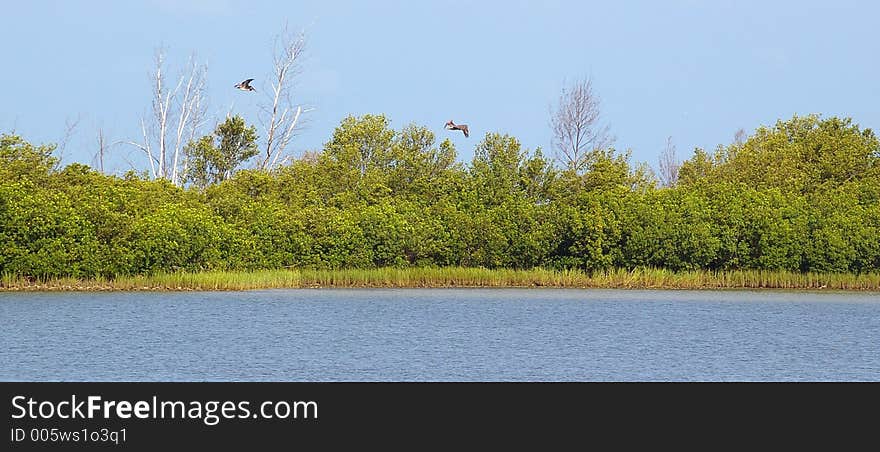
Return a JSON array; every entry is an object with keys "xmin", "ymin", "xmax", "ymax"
[
  {"xmin": 170, "ymin": 54, "xmax": 208, "ymax": 185},
  {"xmin": 260, "ymin": 25, "xmax": 309, "ymax": 170},
  {"xmin": 119, "ymin": 152, "xmax": 140, "ymax": 176},
  {"xmin": 124, "ymin": 117, "xmax": 157, "ymax": 179},
  {"xmin": 658, "ymin": 136, "xmax": 680, "ymax": 188},
  {"xmin": 93, "ymin": 127, "xmax": 126, "ymax": 175},
  {"xmin": 549, "ymin": 76, "xmax": 613, "ymax": 173},
  {"xmin": 733, "ymin": 128, "xmax": 747, "ymax": 146},
  {"xmin": 128, "ymin": 47, "xmax": 208, "ymax": 184},
  {"xmin": 57, "ymin": 114, "xmax": 83, "ymax": 165},
  {"xmin": 96, "ymin": 128, "xmax": 107, "ymax": 174}
]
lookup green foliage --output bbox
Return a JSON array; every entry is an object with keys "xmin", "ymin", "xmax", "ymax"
[
  {"xmin": 387, "ymin": 125, "xmax": 459, "ymax": 200},
  {"xmin": 470, "ymin": 133, "xmax": 556, "ymax": 205},
  {"xmin": 679, "ymin": 114, "xmax": 880, "ymax": 194},
  {"xmin": 2, "ymin": 112, "xmax": 879, "ymax": 279},
  {"xmin": 129, "ymin": 204, "xmax": 233, "ymax": 274},
  {"xmin": 0, "ymin": 133, "xmax": 59, "ymax": 182},
  {"xmin": 185, "ymin": 115, "xmax": 259, "ymax": 189}
]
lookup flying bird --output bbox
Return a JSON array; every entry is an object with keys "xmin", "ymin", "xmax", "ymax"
[
  {"xmin": 234, "ymin": 78, "xmax": 255, "ymax": 92},
  {"xmin": 445, "ymin": 120, "xmax": 469, "ymax": 138}
]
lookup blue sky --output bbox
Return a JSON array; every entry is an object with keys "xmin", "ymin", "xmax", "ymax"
[{"xmin": 2, "ymin": 0, "xmax": 878, "ymax": 175}]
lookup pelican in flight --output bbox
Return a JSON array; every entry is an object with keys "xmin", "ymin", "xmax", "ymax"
[
  {"xmin": 234, "ymin": 78, "xmax": 255, "ymax": 92},
  {"xmin": 445, "ymin": 120, "xmax": 469, "ymax": 138}
]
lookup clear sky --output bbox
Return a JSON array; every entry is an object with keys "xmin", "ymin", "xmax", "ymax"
[{"xmin": 2, "ymin": 0, "xmax": 878, "ymax": 175}]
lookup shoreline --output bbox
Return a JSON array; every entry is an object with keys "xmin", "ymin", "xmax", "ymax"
[{"xmin": 2, "ymin": 267, "xmax": 879, "ymax": 292}]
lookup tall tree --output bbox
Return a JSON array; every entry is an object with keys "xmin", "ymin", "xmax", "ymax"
[
  {"xmin": 185, "ymin": 115, "xmax": 259, "ymax": 189},
  {"xmin": 128, "ymin": 49, "xmax": 208, "ymax": 185},
  {"xmin": 658, "ymin": 136, "xmax": 680, "ymax": 188},
  {"xmin": 388, "ymin": 124, "xmax": 458, "ymax": 197},
  {"xmin": 259, "ymin": 25, "xmax": 311, "ymax": 170},
  {"xmin": 95, "ymin": 127, "xmax": 107, "ymax": 174},
  {"xmin": 549, "ymin": 76, "xmax": 613, "ymax": 172},
  {"xmin": 471, "ymin": 133, "xmax": 553, "ymax": 204}
]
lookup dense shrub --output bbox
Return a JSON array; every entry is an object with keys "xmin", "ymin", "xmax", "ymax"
[{"xmin": 1, "ymin": 113, "xmax": 878, "ymax": 277}]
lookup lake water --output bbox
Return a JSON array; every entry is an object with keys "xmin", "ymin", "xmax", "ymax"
[{"xmin": 1, "ymin": 289, "xmax": 878, "ymax": 381}]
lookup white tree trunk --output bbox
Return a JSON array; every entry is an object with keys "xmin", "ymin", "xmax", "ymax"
[
  {"xmin": 128, "ymin": 48, "xmax": 207, "ymax": 185},
  {"xmin": 260, "ymin": 27, "xmax": 309, "ymax": 171}
]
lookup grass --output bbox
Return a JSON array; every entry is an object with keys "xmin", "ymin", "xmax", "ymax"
[{"xmin": 2, "ymin": 267, "xmax": 880, "ymax": 291}]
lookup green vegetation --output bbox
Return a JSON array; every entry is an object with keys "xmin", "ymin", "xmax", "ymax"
[
  {"xmin": 1, "ymin": 113, "xmax": 879, "ymax": 291},
  {"xmin": 184, "ymin": 115, "xmax": 259, "ymax": 189},
  {"xmin": 3, "ymin": 267, "xmax": 878, "ymax": 291}
]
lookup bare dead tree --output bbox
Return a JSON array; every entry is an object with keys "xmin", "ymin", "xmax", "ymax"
[
  {"xmin": 94, "ymin": 127, "xmax": 125, "ymax": 175},
  {"xmin": 96, "ymin": 127, "xmax": 107, "ymax": 174},
  {"xmin": 152, "ymin": 49, "xmax": 174, "ymax": 178},
  {"xmin": 733, "ymin": 128, "xmax": 747, "ymax": 146},
  {"xmin": 126, "ymin": 48, "xmax": 207, "ymax": 184},
  {"xmin": 57, "ymin": 114, "xmax": 83, "ymax": 166},
  {"xmin": 549, "ymin": 76, "xmax": 613, "ymax": 173},
  {"xmin": 259, "ymin": 26, "xmax": 312, "ymax": 170},
  {"xmin": 658, "ymin": 135, "xmax": 680, "ymax": 188},
  {"xmin": 125, "ymin": 49, "xmax": 170, "ymax": 180},
  {"xmin": 126, "ymin": 117, "xmax": 156, "ymax": 178},
  {"xmin": 170, "ymin": 54, "xmax": 208, "ymax": 184}
]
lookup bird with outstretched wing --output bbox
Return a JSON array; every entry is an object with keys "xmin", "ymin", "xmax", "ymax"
[
  {"xmin": 235, "ymin": 78, "xmax": 255, "ymax": 91},
  {"xmin": 445, "ymin": 120, "xmax": 469, "ymax": 137}
]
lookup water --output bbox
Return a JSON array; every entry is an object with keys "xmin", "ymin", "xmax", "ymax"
[{"xmin": 1, "ymin": 289, "xmax": 878, "ymax": 381}]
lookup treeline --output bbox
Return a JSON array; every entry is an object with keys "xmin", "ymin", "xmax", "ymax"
[{"xmin": 1, "ymin": 114, "xmax": 878, "ymax": 279}]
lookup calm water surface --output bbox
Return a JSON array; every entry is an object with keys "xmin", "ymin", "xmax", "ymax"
[{"xmin": 1, "ymin": 289, "xmax": 878, "ymax": 381}]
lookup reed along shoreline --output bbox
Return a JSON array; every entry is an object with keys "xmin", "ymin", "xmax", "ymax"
[{"xmin": 3, "ymin": 267, "xmax": 879, "ymax": 292}]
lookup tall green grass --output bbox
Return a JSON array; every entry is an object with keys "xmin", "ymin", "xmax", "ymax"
[{"xmin": 2, "ymin": 267, "xmax": 879, "ymax": 291}]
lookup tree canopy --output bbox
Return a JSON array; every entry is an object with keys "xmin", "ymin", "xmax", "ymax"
[{"xmin": 1, "ymin": 113, "xmax": 878, "ymax": 278}]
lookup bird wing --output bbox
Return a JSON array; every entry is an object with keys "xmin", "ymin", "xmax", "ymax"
[{"xmin": 243, "ymin": 78, "xmax": 254, "ymax": 84}]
